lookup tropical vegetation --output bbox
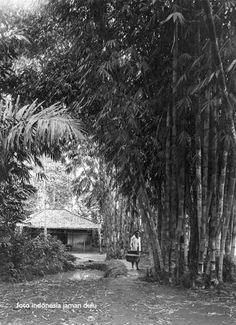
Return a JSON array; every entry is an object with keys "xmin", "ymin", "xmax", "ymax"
[{"xmin": 1, "ymin": 0, "xmax": 236, "ymax": 285}]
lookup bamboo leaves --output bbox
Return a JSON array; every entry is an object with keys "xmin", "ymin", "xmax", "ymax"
[
  {"xmin": 2, "ymin": 0, "xmax": 236, "ymax": 283},
  {"xmin": 227, "ymin": 58, "xmax": 236, "ymax": 72},
  {"xmin": 161, "ymin": 12, "xmax": 185, "ymax": 25}
]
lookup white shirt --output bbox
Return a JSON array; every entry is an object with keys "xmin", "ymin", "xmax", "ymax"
[{"xmin": 130, "ymin": 235, "xmax": 141, "ymax": 251}]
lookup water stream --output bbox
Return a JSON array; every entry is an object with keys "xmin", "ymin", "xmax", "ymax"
[{"xmin": 44, "ymin": 269, "xmax": 104, "ymax": 282}]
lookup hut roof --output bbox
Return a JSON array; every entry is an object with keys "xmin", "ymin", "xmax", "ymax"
[{"xmin": 18, "ymin": 209, "xmax": 100, "ymax": 230}]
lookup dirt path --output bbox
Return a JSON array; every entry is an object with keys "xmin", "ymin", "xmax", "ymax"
[{"xmin": 0, "ymin": 262, "xmax": 236, "ymax": 325}]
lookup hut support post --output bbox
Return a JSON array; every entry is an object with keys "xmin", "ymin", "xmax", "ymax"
[
  {"xmin": 44, "ymin": 210, "xmax": 47, "ymax": 239},
  {"xmin": 98, "ymin": 227, "xmax": 102, "ymax": 253}
]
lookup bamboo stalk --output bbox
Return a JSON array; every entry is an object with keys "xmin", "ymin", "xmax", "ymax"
[
  {"xmin": 209, "ymin": 100, "xmax": 218, "ymax": 282},
  {"xmin": 230, "ymin": 199, "xmax": 236, "ymax": 259},
  {"xmin": 201, "ymin": 0, "xmax": 236, "ymax": 152},
  {"xmin": 163, "ymin": 106, "xmax": 171, "ymax": 273},
  {"xmin": 170, "ymin": 4, "xmax": 179, "ymax": 282},
  {"xmin": 218, "ymin": 149, "xmax": 236, "ymax": 282}
]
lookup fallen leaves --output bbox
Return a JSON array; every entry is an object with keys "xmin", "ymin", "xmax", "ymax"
[{"xmin": 0, "ymin": 271, "xmax": 236, "ymax": 325}]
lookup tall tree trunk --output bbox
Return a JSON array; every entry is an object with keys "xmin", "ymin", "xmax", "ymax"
[
  {"xmin": 187, "ymin": 179, "xmax": 198, "ymax": 275},
  {"xmin": 230, "ymin": 199, "xmax": 236, "ymax": 280},
  {"xmin": 176, "ymin": 163, "xmax": 185, "ymax": 280},
  {"xmin": 230, "ymin": 200, "xmax": 236, "ymax": 259},
  {"xmin": 183, "ymin": 214, "xmax": 189, "ymax": 274},
  {"xmin": 218, "ymin": 149, "xmax": 236, "ymax": 282},
  {"xmin": 194, "ymin": 20, "xmax": 205, "ymax": 279},
  {"xmin": 202, "ymin": 92, "xmax": 209, "ymax": 220},
  {"xmin": 196, "ymin": 96, "xmax": 203, "ymax": 277},
  {"xmin": 216, "ymin": 138, "xmax": 230, "ymax": 239},
  {"xmin": 209, "ymin": 101, "xmax": 218, "ymax": 283},
  {"xmin": 170, "ymin": 7, "xmax": 179, "ymax": 282},
  {"xmin": 163, "ymin": 106, "xmax": 171, "ymax": 273},
  {"xmin": 201, "ymin": 90, "xmax": 210, "ymax": 258},
  {"xmin": 225, "ymin": 210, "xmax": 233, "ymax": 256},
  {"xmin": 216, "ymin": 137, "xmax": 229, "ymax": 255},
  {"xmin": 138, "ymin": 196, "xmax": 164, "ymax": 276},
  {"xmin": 138, "ymin": 183, "xmax": 164, "ymax": 275}
]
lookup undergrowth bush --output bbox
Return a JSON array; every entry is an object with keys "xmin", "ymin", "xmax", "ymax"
[
  {"xmin": 76, "ymin": 259, "xmax": 128, "ymax": 277},
  {"xmin": 0, "ymin": 233, "xmax": 76, "ymax": 282},
  {"xmin": 104, "ymin": 260, "xmax": 128, "ymax": 278}
]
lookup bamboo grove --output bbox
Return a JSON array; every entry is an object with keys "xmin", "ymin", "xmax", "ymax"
[{"xmin": 3, "ymin": 0, "xmax": 236, "ymax": 284}]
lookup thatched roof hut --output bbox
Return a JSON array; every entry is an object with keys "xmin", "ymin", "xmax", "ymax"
[
  {"xmin": 19, "ymin": 209, "xmax": 100, "ymax": 230},
  {"xmin": 17, "ymin": 209, "xmax": 101, "ymax": 251}
]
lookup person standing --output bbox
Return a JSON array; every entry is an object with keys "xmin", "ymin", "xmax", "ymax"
[{"xmin": 130, "ymin": 230, "xmax": 141, "ymax": 270}]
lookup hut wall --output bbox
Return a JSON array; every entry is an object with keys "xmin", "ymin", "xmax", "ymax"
[{"xmin": 67, "ymin": 230, "xmax": 92, "ymax": 250}]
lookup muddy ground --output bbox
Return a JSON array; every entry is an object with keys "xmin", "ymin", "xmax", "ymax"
[{"xmin": 0, "ymin": 255, "xmax": 236, "ymax": 325}]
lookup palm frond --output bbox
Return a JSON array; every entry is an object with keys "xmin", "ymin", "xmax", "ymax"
[{"xmin": 3, "ymin": 101, "xmax": 84, "ymax": 157}]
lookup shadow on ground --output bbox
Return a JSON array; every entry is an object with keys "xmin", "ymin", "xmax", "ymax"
[{"xmin": 0, "ymin": 253, "xmax": 236, "ymax": 325}]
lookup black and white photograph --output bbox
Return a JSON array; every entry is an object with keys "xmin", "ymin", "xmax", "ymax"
[{"xmin": 0, "ymin": 0, "xmax": 236, "ymax": 324}]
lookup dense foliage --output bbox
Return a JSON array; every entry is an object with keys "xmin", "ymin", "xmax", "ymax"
[
  {"xmin": 0, "ymin": 2, "xmax": 83, "ymax": 282},
  {"xmin": 0, "ymin": 233, "xmax": 76, "ymax": 282},
  {"xmin": 1, "ymin": 0, "xmax": 236, "ymax": 285}
]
